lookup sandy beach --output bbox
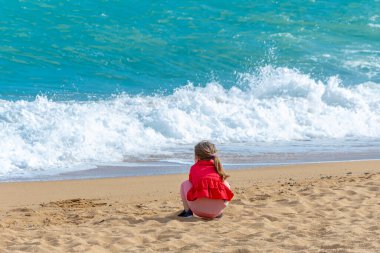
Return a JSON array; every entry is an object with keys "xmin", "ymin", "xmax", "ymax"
[{"xmin": 0, "ymin": 160, "xmax": 379, "ymax": 252}]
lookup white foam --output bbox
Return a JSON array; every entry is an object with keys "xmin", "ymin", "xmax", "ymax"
[
  {"xmin": 370, "ymin": 15, "xmax": 379, "ymax": 22},
  {"xmin": 1, "ymin": 66, "xmax": 380, "ymax": 177},
  {"xmin": 368, "ymin": 23, "xmax": 380, "ymax": 28},
  {"xmin": 342, "ymin": 49, "xmax": 380, "ymax": 78}
]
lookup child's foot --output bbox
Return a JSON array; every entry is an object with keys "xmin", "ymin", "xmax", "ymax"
[{"xmin": 177, "ymin": 209, "xmax": 193, "ymax": 218}]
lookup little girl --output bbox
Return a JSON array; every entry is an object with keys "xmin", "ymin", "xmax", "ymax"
[{"xmin": 178, "ymin": 140, "xmax": 234, "ymax": 218}]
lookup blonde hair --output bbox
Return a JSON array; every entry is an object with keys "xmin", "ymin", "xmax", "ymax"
[{"xmin": 194, "ymin": 140, "xmax": 229, "ymax": 181}]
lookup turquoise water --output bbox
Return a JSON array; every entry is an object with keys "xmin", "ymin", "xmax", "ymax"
[
  {"xmin": 1, "ymin": 0, "xmax": 380, "ymax": 99},
  {"xmin": 1, "ymin": 1, "xmax": 380, "ymax": 180}
]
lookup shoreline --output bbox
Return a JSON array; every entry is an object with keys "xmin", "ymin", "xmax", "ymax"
[
  {"xmin": 1, "ymin": 160, "xmax": 379, "ymax": 252},
  {"xmin": 1, "ymin": 160, "xmax": 379, "ymax": 209},
  {"xmin": 2, "ymin": 157, "xmax": 380, "ymax": 184}
]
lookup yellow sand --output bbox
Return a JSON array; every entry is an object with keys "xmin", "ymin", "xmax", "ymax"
[{"xmin": 0, "ymin": 160, "xmax": 379, "ymax": 252}]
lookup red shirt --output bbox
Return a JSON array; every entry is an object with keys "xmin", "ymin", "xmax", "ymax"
[{"xmin": 186, "ymin": 160, "xmax": 234, "ymax": 201}]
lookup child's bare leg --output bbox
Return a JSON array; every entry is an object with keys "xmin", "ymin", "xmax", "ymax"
[
  {"xmin": 180, "ymin": 180, "xmax": 192, "ymax": 211},
  {"xmin": 181, "ymin": 191, "xmax": 190, "ymax": 211}
]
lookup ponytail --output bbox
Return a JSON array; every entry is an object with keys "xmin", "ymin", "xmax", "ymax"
[{"xmin": 213, "ymin": 156, "xmax": 229, "ymax": 181}]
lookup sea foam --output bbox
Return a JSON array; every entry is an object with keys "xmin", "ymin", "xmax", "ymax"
[{"xmin": 1, "ymin": 66, "xmax": 380, "ymax": 177}]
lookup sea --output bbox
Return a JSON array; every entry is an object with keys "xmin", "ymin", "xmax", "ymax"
[{"xmin": 1, "ymin": 0, "xmax": 380, "ymax": 181}]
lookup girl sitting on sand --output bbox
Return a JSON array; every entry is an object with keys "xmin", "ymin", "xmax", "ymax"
[{"xmin": 178, "ymin": 140, "xmax": 234, "ymax": 219}]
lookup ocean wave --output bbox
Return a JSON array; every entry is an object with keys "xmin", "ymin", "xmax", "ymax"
[{"xmin": 1, "ymin": 66, "xmax": 380, "ymax": 176}]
